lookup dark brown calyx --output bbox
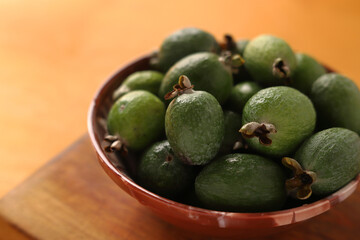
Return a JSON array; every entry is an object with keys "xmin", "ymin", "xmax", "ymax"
[
  {"xmin": 165, "ymin": 154, "xmax": 173, "ymax": 163},
  {"xmin": 220, "ymin": 34, "xmax": 237, "ymax": 51},
  {"xmin": 239, "ymin": 122, "xmax": 277, "ymax": 145},
  {"xmin": 272, "ymin": 58, "xmax": 291, "ymax": 85},
  {"xmin": 219, "ymin": 51, "xmax": 245, "ymax": 74},
  {"xmin": 164, "ymin": 75, "xmax": 194, "ymax": 100},
  {"xmin": 282, "ymin": 157, "xmax": 317, "ymax": 200},
  {"xmin": 103, "ymin": 135, "xmax": 128, "ymax": 155}
]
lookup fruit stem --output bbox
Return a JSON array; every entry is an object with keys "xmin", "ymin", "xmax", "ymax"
[
  {"xmin": 272, "ymin": 58, "xmax": 291, "ymax": 85},
  {"xmin": 164, "ymin": 75, "xmax": 194, "ymax": 100},
  {"xmin": 282, "ymin": 157, "xmax": 317, "ymax": 200},
  {"xmin": 239, "ymin": 122, "xmax": 277, "ymax": 145},
  {"xmin": 219, "ymin": 51, "xmax": 245, "ymax": 74},
  {"xmin": 103, "ymin": 135, "xmax": 128, "ymax": 155},
  {"xmin": 223, "ymin": 34, "xmax": 237, "ymax": 51}
]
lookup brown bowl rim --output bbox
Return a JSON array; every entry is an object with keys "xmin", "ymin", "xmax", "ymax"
[{"xmin": 87, "ymin": 52, "xmax": 360, "ymax": 223}]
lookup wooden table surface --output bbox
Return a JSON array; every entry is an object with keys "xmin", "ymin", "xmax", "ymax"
[{"xmin": 0, "ymin": 135, "xmax": 359, "ymax": 240}]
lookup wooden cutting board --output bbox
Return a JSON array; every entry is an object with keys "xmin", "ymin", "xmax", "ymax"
[{"xmin": 1, "ymin": 135, "xmax": 359, "ymax": 240}]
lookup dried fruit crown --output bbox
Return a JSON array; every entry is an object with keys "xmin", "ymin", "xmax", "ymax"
[
  {"xmin": 239, "ymin": 122, "xmax": 277, "ymax": 145},
  {"xmin": 282, "ymin": 157, "xmax": 317, "ymax": 200},
  {"xmin": 164, "ymin": 75, "xmax": 194, "ymax": 100}
]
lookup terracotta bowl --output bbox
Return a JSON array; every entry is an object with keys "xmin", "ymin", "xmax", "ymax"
[{"xmin": 87, "ymin": 53, "xmax": 360, "ymax": 239}]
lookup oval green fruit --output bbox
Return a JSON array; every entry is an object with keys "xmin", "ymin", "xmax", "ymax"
[
  {"xmin": 243, "ymin": 35, "xmax": 296, "ymax": 86},
  {"xmin": 195, "ymin": 153, "xmax": 287, "ymax": 212},
  {"xmin": 225, "ymin": 81, "xmax": 261, "ymax": 114},
  {"xmin": 158, "ymin": 52, "xmax": 233, "ymax": 105},
  {"xmin": 112, "ymin": 70, "xmax": 164, "ymax": 100},
  {"xmin": 311, "ymin": 73, "xmax": 360, "ymax": 134},
  {"xmin": 286, "ymin": 128, "xmax": 360, "ymax": 197},
  {"xmin": 107, "ymin": 90, "xmax": 165, "ymax": 151},
  {"xmin": 137, "ymin": 140, "xmax": 196, "ymax": 198},
  {"xmin": 291, "ymin": 53, "xmax": 326, "ymax": 95},
  {"xmin": 241, "ymin": 86, "xmax": 316, "ymax": 157},
  {"xmin": 165, "ymin": 90, "xmax": 224, "ymax": 165},
  {"xmin": 152, "ymin": 28, "xmax": 219, "ymax": 72}
]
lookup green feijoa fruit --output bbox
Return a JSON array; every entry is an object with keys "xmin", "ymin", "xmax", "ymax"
[
  {"xmin": 152, "ymin": 28, "xmax": 220, "ymax": 72},
  {"xmin": 282, "ymin": 128, "xmax": 360, "ymax": 199},
  {"xmin": 106, "ymin": 90, "xmax": 165, "ymax": 151},
  {"xmin": 311, "ymin": 73, "xmax": 360, "ymax": 134},
  {"xmin": 243, "ymin": 35, "xmax": 296, "ymax": 86},
  {"xmin": 225, "ymin": 81, "xmax": 262, "ymax": 114},
  {"xmin": 240, "ymin": 86, "xmax": 316, "ymax": 157},
  {"xmin": 165, "ymin": 76, "xmax": 224, "ymax": 165},
  {"xmin": 219, "ymin": 111, "xmax": 244, "ymax": 154},
  {"xmin": 236, "ymin": 39, "xmax": 249, "ymax": 55},
  {"xmin": 112, "ymin": 70, "xmax": 164, "ymax": 100},
  {"xmin": 137, "ymin": 140, "xmax": 196, "ymax": 198},
  {"xmin": 291, "ymin": 53, "xmax": 326, "ymax": 95},
  {"xmin": 158, "ymin": 52, "xmax": 233, "ymax": 105},
  {"xmin": 195, "ymin": 153, "xmax": 287, "ymax": 212}
]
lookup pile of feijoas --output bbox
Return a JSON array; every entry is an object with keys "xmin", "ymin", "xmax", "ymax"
[{"xmin": 103, "ymin": 28, "xmax": 360, "ymax": 212}]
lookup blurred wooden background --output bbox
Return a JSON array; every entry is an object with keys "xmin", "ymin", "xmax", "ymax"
[{"xmin": 0, "ymin": 0, "xmax": 359, "ymax": 197}]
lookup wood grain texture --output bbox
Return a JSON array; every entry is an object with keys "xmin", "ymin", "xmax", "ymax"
[
  {"xmin": 0, "ymin": 136, "xmax": 359, "ymax": 240},
  {"xmin": 1, "ymin": 0, "xmax": 360, "ymax": 198}
]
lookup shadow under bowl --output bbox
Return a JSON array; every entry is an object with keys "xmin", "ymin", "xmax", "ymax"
[{"xmin": 87, "ymin": 53, "xmax": 360, "ymax": 239}]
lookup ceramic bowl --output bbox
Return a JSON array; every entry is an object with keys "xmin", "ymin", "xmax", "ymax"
[{"xmin": 87, "ymin": 53, "xmax": 360, "ymax": 239}]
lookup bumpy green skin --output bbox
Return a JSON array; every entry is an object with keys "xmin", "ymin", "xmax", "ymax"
[
  {"xmin": 112, "ymin": 71, "xmax": 164, "ymax": 100},
  {"xmin": 107, "ymin": 90, "xmax": 165, "ymax": 151},
  {"xmin": 291, "ymin": 53, "xmax": 326, "ymax": 96},
  {"xmin": 295, "ymin": 128, "xmax": 360, "ymax": 196},
  {"xmin": 311, "ymin": 73, "xmax": 360, "ymax": 134},
  {"xmin": 154, "ymin": 28, "xmax": 220, "ymax": 72},
  {"xmin": 220, "ymin": 111, "xmax": 243, "ymax": 154},
  {"xmin": 137, "ymin": 140, "xmax": 196, "ymax": 198},
  {"xmin": 195, "ymin": 153, "xmax": 286, "ymax": 212},
  {"xmin": 236, "ymin": 39, "xmax": 249, "ymax": 55},
  {"xmin": 165, "ymin": 91, "xmax": 224, "ymax": 165},
  {"xmin": 158, "ymin": 52, "xmax": 233, "ymax": 105},
  {"xmin": 225, "ymin": 81, "xmax": 262, "ymax": 114},
  {"xmin": 242, "ymin": 86, "xmax": 316, "ymax": 157},
  {"xmin": 243, "ymin": 35, "xmax": 297, "ymax": 86}
]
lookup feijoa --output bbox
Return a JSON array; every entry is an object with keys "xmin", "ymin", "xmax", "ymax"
[
  {"xmin": 283, "ymin": 128, "xmax": 360, "ymax": 199},
  {"xmin": 158, "ymin": 52, "xmax": 233, "ymax": 105},
  {"xmin": 225, "ymin": 81, "xmax": 261, "ymax": 114},
  {"xmin": 112, "ymin": 70, "xmax": 164, "ymax": 100},
  {"xmin": 291, "ymin": 53, "xmax": 326, "ymax": 95},
  {"xmin": 240, "ymin": 86, "xmax": 316, "ymax": 157},
  {"xmin": 165, "ymin": 76, "xmax": 224, "ymax": 165},
  {"xmin": 107, "ymin": 90, "xmax": 165, "ymax": 151},
  {"xmin": 152, "ymin": 28, "xmax": 220, "ymax": 72},
  {"xmin": 195, "ymin": 153, "xmax": 287, "ymax": 212},
  {"xmin": 243, "ymin": 35, "xmax": 296, "ymax": 86},
  {"xmin": 137, "ymin": 140, "xmax": 196, "ymax": 198},
  {"xmin": 311, "ymin": 73, "xmax": 360, "ymax": 134}
]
